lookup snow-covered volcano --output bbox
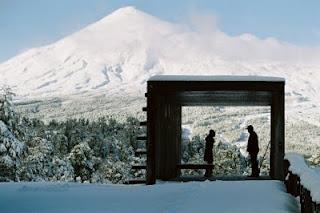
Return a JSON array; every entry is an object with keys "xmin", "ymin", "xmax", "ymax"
[{"xmin": 0, "ymin": 6, "xmax": 320, "ymax": 108}]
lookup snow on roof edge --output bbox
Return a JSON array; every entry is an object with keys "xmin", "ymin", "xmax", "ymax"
[{"xmin": 148, "ymin": 75, "xmax": 285, "ymax": 82}]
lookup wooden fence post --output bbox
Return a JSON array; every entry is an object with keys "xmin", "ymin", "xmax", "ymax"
[
  {"xmin": 301, "ymin": 187, "xmax": 313, "ymax": 213},
  {"xmin": 314, "ymin": 203, "xmax": 320, "ymax": 213},
  {"xmin": 285, "ymin": 157, "xmax": 319, "ymax": 213}
]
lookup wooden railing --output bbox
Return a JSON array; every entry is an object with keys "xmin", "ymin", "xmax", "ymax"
[{"xmin": 284, "ymin": 153, "xmax": 320, "ymax": 213}]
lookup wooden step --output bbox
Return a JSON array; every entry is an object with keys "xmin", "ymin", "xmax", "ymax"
[
  {"xmin": 177, "ymin": 164, "xmax": 215, "ymax": 170},
  {"xmin": 139, "ymin": 121, "xmax": 147, "ymax": 126},
  {"xmin": 142, "ymin": 107, "xmax": 147, "ymax": 112},
  {"xmin": 135, "ymin": 149, "xmax": 147, "ymax": 156},
  {"xmin": 124, "ymin": 179, "xmax": 146, "ymax": 184},
  {"xmin": 136, "ymin": 136, "xmax": 147, "ymax": 140},
  {"xmin": 171, "ymin": 175, "xmax": 271, "ymax": 182},
  {"xmin": 132, "ymin": 165, "xmax": 147, "ymax": 170}
]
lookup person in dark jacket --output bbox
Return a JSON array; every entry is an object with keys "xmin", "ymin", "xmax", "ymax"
[
  {"xmin": 204, "ymin": 129, "xmax": 215, "ymax": 177},
  {"xmin": 246, "ymin": 125, "xmax": 260, "ymax": 177}
]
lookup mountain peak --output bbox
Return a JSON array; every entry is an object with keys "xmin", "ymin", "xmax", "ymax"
[
  {"xmin": 76, "ymin": 6, "xmax": 167, "ymax": 38},
  {"xmin": 96, "ymin": 6, "xmax": 153, "ymax": 25},
  {"xmin": 110, "ymin": 6, "xmax": 140, "ymax": 16}
]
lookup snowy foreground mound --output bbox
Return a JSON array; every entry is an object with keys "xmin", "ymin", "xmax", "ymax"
[{"xmin": 0, "ymin": 181, "xmax": 298, "ymax": 213}]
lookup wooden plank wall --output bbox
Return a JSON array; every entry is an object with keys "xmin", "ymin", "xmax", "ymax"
[{"xmin": 155, "ymin": 95, "xmax": 181, "ymax": 180}]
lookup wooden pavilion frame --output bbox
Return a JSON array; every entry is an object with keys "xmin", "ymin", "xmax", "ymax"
[{"xmin": 145, "ymin": 75, "xmax": 285, "ymax": 185}]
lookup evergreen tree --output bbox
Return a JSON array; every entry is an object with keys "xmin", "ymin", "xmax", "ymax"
[
  {"xmin": 20, "ymin": 137, "xmax": 54, "ymax": 181},
  {"xmin": 69, "ymin": 142, "xmax": 100, "ymax": 182},
  {"xmin": 0, "ymin": 87, "xmax": 26, "ymax": 181}
]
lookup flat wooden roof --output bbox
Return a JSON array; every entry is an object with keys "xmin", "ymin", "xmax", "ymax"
[
  {"xmin": 147, "ymin": 75, "xmax": 285, "ymax": 106},
  {"xmin": 149, "ymin": 75, "xmax": 285, "ymax": 83}
]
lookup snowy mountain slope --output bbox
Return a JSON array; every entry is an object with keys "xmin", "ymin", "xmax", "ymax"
[{"xmin": 0, "ymin": 6, "xmax": 320, "ymax": 115}]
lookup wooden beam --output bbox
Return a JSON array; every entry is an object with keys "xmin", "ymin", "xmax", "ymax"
[
  {"xmin": 148, "ymin": 81, "xmax": 284, "ymax": 93},
  {"xmin": 177, "ymin": 164, "xmax": 214, "ymax": 170},
  {"xmin": 175, "ymin": 91, "xmax": 272, "ymax": 106},
  {"xmin": 132, "ymin": 165, "xmax": 146, "ymax": 170},
  {"xmin": 135, "ymin": 149, "xmax": 147, "ymax": 156},
  {"xmin": 124, "ymin": 179, "xmax": 146, "ymax": 184},
  {"xmin": 136, "ymin": 136, "xmax": 147, "ymax": 140},
  {"xmin": 139, "ymin": 121, "xmax": 147, "ymax": 126}
]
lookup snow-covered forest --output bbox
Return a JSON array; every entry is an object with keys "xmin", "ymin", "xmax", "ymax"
[
  {"xmin": 0, "ymin": 88, "xmax": 257, "ymax": 183},
  {"xmin": 1, "ymin": 87, "xmax": 319, "ymax": 183},
  {"xmin": 0, "ymin": 88, "xmax": 147, "ymax": 183}
]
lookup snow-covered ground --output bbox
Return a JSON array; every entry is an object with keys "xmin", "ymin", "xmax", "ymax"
[{"xmin": 0, "ymin": 181, "xmax": 298, "ymax": 213}]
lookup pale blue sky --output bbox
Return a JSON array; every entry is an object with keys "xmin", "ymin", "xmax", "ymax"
[{"xmin": 1, "ymin": 0, "xmax": 320, "ymax": 63}]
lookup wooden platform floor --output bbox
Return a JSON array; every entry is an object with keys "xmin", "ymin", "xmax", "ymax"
[{"xmin": 171, "ymin": 175, "xmax": 271, "ymax": 182}]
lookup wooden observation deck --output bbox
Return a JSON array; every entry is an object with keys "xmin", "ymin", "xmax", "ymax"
[{"xmin": 130, "ymin": 75, "xmax": 286, "ymax": 185}]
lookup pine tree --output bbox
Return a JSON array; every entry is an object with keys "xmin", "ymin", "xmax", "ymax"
[
  {"xmin": 20, "ymin": 137, "xmax": 54, "ymax": 181},
  {"xmin": 68, "ymin": 142, "xmax": 100, "ymax": 182},
  {"xmin": 0, "ymin": 87, "xmax": 26, "ymax": 181},
  {"xmin": 0, "ymin": 87, "xmax": 21, "ymax": 133}
]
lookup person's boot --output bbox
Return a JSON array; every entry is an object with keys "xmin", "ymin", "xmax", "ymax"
[
  {"xmin": 255, "ymin": 169, "xmax": 260, "ymax": 177},
  {"xmin": 204, "ymin": 170, "xmax": 212, "ymax": 178},
  {"xmin": 252, "ymin": 169, "xmax": 260, "ymax": 177}
]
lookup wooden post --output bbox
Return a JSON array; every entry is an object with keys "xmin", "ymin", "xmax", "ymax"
[
  {"xmin": 314, "ymin": 203, "xmax": 320, "ymax": 213},
  {"xmin": 270, "ymin": 88, "xmax": 285, "ymax": 180},
  {"xmin": 175, "ymin": 104, "xmax": 182, "ymax": 178},
  {"xmin": 146, "ymin": 84, "xmax": 156, "ymax": 185},
  {"xmin": 287, "ymin": 172, "xmax": 299, "ymax": 197},
  {"xmin": 301, "ymin": 187, "xmax": 313, "ymax": 213},
  {"xmin": 283, "ymin": 159, "xmax": 290, "ymax": 178}
]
